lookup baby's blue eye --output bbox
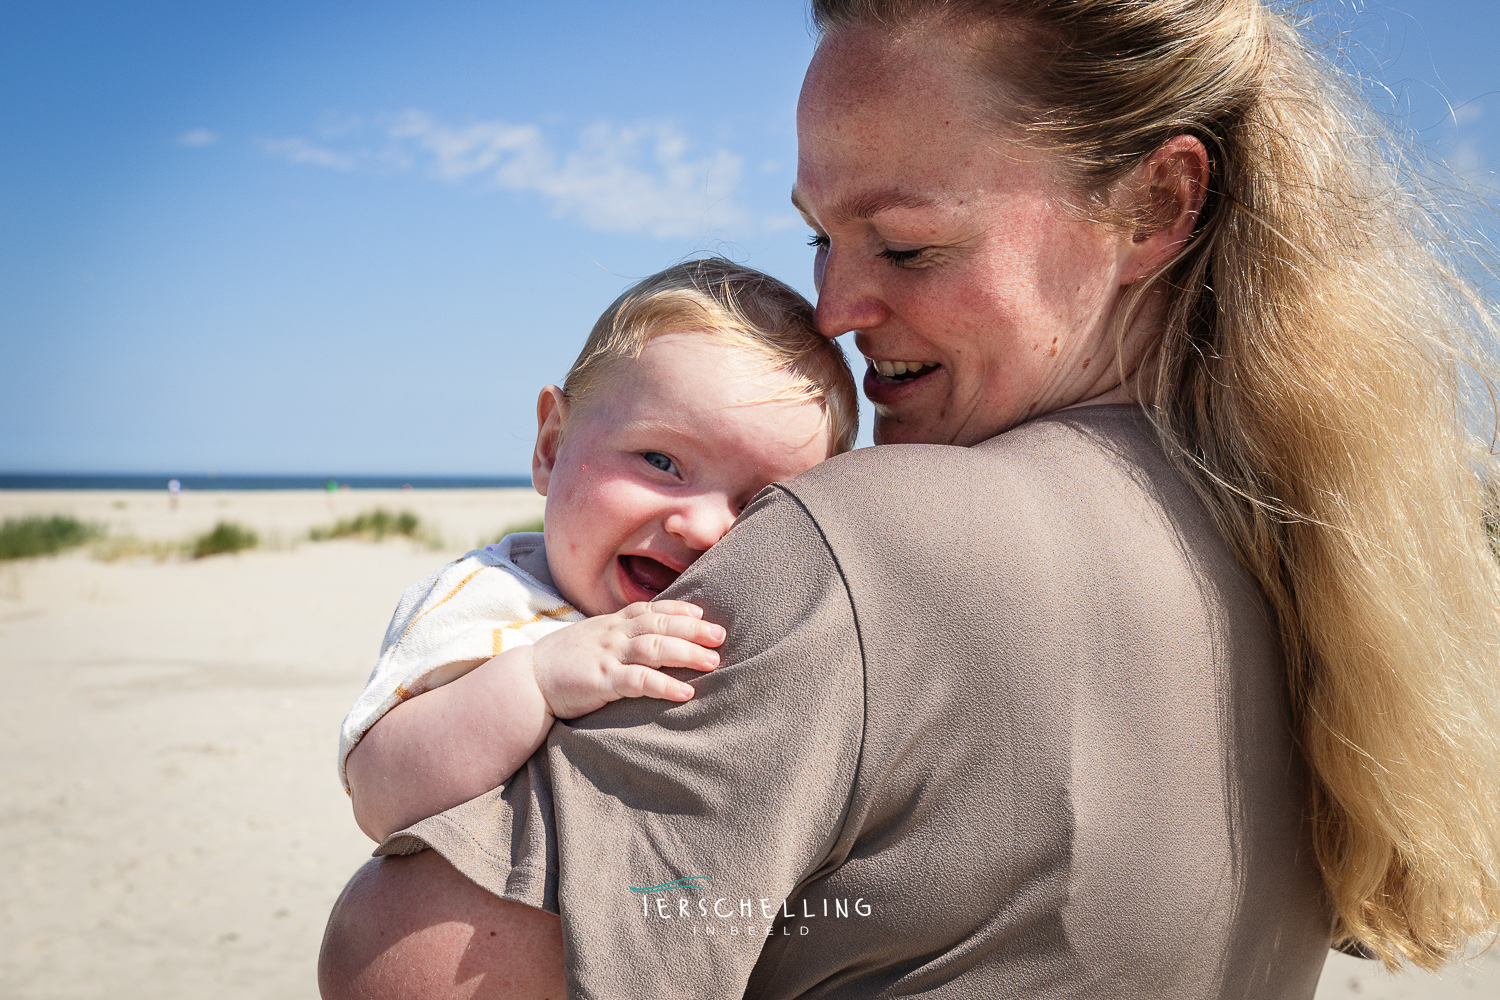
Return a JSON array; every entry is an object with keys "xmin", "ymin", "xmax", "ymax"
[{"xmin": 642, "ymin": 452, "xmax": 678, "ymax": 475}]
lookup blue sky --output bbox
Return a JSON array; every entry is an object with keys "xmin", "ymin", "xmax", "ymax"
[{"xmin": 1, "ymin": 0, "xmax": 1496, "ymax": 476}]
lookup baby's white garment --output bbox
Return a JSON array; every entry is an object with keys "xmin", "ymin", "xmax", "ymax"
[{"xmin": 337, "ymin": 532, "xmax": 582, "ymax": 791}]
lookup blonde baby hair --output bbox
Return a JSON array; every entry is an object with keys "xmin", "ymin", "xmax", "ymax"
[{"xmin": 562, "ymin": 257, "xmax": 858, "ymax": 455}]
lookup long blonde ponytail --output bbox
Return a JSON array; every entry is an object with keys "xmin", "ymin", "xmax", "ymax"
[{"xmin": 813, "ymin": 0, "xmax": 1500, "ymax": 969}]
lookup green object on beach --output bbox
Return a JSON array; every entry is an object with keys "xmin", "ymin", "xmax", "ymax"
[
  {"xmin": 309, "ymin": 508, "xmax": 422, "ymax": 542},
  {"xmin": 191, "ymin": 521, "xmax": 259, "ymax": 559},
  {"xmin": 0, "ymin": 515, "xmax": 101, "ymax": 560},
  {"xmin": 326, "ymin": 479, "xmax": 338, "ymax": 493},
  {"xmin": 488, "ymin": 517, "xmax": 544, "ymax": 545}
]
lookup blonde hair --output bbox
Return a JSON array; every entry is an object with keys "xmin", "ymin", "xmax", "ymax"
[
  {"xmin": 562, "ymin": 257, "xmax": 858, "ymax": 455},
  {"xmin": 813, "ymin": 0, "xmax": 1500, "ymax": 969}
]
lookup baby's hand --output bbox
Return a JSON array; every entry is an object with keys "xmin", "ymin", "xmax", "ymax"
[{"xmin": 531, "ymin": 600, "xmax": 725, "ymax": 719}]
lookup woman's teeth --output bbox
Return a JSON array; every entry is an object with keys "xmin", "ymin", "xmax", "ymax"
[{"xmin": 870, "ymin": 360, "xmax": 936, "ymax": 380}]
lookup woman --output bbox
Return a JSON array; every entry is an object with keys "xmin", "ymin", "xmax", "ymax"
[{"xmin": 319, "ymin": 1, "xmax": 1500, "ymax": 996}]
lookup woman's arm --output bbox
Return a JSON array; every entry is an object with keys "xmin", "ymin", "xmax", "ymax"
[
  {"xmin": 347, "ymin": 601, "xmax": 725, "ymax": 842},
  {"xmin": 319, "ymin": 850, "xmax": 566, "ymax": 1000}
]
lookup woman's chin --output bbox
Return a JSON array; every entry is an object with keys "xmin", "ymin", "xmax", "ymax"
[
  {"xmin": 871, "ymin": 412, "xmax": 958, "ymax": 446},
  {"xmin": 874, "ymin": 407, "xmax": 1017, "ymax": 448},
  {"xmin": 866, "ymin": 368, "xmax": 952, "ymax": 445},
  {"xmin": 872, "ymin": 414, "xmax": 922, "ymax": 445}
]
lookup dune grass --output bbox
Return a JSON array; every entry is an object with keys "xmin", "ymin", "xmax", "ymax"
[
  {"xmin": 0, "ymin": 515, "xmax": 102, "ymax": 561},
  {"xmin": 91, "ymin": 535, "xmax": 188, "ymax": 562},
  {"xmin": 192, "ymin": 522, "xmax": 259, "ymax": 559},
  {"xmin": 486, "ymin": 517, "xmax": 544, "ymax": 546},
  {"xmin": 309, "ymin": 509, "xmax": 430, "ymax": 544}
]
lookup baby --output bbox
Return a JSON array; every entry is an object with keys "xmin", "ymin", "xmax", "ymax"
[{"xmin": 340, "ymin": 259, "xmax": 858, "ymax": 839}]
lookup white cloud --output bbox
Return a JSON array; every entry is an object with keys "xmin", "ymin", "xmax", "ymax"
[
  {"xmin": 176, "ymin": 128, "xmax": 218, "ymax": 148},
  {"xmin": 387, "ymin": 112, "xmax": 544, "ymax": 183},
  {"xmin": 1453, "ymin": 103, "xmax": 1484, "ymax": 126},
  {"xmin": 264, "ymin": 112, "xmax": 750, "ymax": 238},
  {"xmin": 1449, "ymin": 141, "xmax": 1496, "ymax": 196},
  {"xmin": 1453, "ymin": 140, "xmax": 1483, "ymax": 174},
  {"xmin": 259, "ymin": 137, "xmax": 358, "ymax": 171}
]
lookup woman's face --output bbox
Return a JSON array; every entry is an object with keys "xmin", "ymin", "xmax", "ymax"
[{"xmin": 794, "ymin": 24, "xmax": 1141, "ymax": 446}]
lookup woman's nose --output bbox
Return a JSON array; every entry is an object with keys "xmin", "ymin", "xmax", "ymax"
[
  {"xmin": 664, "ymin": 495, "xmax": 738, "ymax": 553},
  {"xmin": 813, "ymin": 246, "xmax": 890, "ymax": 339}
]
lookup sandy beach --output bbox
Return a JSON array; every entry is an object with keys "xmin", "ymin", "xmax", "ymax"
[{"xmin": 1, "ymin": 487, "xmax": 1496, "ymax": 999}]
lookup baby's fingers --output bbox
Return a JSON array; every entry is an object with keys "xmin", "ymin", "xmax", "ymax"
[
  {"xmin": 621, "ymin": 599, "xmax": 703, "ymax": 620},
  {"xmin": 614, "ymin": 664, "xmax": 696, "ymax": 703},
  {"xmin": 624, "ymin": 608, "xmax": 726, "ymax": 650},
  {"xmin": 624, "ymin": 634, "xmax": 720, "ymax": 672}
]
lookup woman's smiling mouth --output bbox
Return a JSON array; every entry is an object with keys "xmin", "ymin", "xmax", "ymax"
[
  {"xmin": 863, "ymin": 358, "xmax": 942, "ymax": 409},
  {"xmin": 867, "ymin": 358, "xmax": 940, "ymax": 382}
]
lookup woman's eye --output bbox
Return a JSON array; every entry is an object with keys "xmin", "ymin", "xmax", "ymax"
[
  {"xmin": 877, "ymin": 246, "xmax": 926, "ymax": 266},
  {"xmin": 642, "ymin": 452, "xmax": 678, "ymax": 475},
  {"xmin": 807, "ymin": 233, "xmax": 830, "ymax": 250}
]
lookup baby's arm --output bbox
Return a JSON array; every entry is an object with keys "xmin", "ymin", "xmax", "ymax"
[{"xmin": 346, "ymin": 600, "xmax": 724, "ymax": 842}]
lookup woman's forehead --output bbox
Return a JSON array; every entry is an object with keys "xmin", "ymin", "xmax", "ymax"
[
  {"xmin": 797, "ymin": 26, "xmax": 1038, "ymax": 166},
  {"xmin": 796, "ymin": 66, "xmax": 1058, "ymax": 216},
  {"xmin": 801, "ymin": 23, "xmax": 985, "ymax": 122}
]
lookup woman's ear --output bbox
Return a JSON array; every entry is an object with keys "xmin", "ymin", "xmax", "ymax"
[
  {"xmin": 531, "ymin": 386, "xmax": 568, "ymax": 497},
  {"xmin": 1119, "ymin": 135, "xmax": 1210, "ymax": 283}
]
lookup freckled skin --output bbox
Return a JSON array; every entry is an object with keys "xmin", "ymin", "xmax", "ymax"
[{"xmin": 794, "ymin": 25, "xmax": 1175, "ymax": 446}]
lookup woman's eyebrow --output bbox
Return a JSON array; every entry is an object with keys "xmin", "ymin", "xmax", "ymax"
[
  {"xmin": 790, "ymin": 189, "xmax": 819, "ymax": 224},
  {"xmin": 792, "ymin": 187, "xmax": 936, "ymax": 224}
]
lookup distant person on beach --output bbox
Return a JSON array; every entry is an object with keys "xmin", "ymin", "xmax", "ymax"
[
  {"xmin": 336, "ymin": 258, "xmax": 857, "ymax": 843},
  {"xmin": 321, "ymin": 2, "xmax": 1500, "ymax": 997},
  {"xmin": 166, "ymin": 478, "xmax": 180, "ymax": 510}
]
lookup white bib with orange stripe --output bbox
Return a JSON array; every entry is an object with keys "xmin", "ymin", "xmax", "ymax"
[{"xmin": 337, "ymin": 532, "xmax": 582, "ymax": 791}]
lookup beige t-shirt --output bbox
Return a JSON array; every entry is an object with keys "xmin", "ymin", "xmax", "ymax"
[{"xmin": 379, "ymin": 406, "xmax": 1332, "ymax": 998}]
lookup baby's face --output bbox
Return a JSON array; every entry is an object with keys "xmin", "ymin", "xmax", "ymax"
[{"xmin": 533, "ymin": 331, "xmax": 833, "ymax": 617}]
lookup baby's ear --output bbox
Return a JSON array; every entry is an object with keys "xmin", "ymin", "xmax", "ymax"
[{"xmin": 532, "ymin": 386, "xmax": 569, "ymax": 497}]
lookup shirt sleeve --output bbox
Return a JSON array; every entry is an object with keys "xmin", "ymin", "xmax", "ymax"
[{"xmin": 377, "ymin": 487, "xmax": 866, "ymax": 999}]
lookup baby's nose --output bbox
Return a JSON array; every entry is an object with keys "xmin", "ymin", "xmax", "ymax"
[{"xmin": 666, "ymin": 495, "xmax": 738, "ymax": 552}]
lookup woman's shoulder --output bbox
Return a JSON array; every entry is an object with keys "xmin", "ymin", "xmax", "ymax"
[
  {"xmin": 773, "ymin": 402, "xmax": 1248, "ymax": 608},
  {"xmin": 783, "ymin": 404, "xmax": 1173, "ymax": 518}
]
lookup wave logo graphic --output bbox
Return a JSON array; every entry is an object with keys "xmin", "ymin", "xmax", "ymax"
[{"xmin": 629, "ymin": 876, "xmax": 712, "ymax": 894}]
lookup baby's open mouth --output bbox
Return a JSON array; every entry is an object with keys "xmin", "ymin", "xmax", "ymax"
[
  {"xmin": 868, "ymin": 359, "xmax": 940, "ymax": 384},
  {"xmin": 620, "ymin": 555, "xmax": 680, "ymax": 596}
]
